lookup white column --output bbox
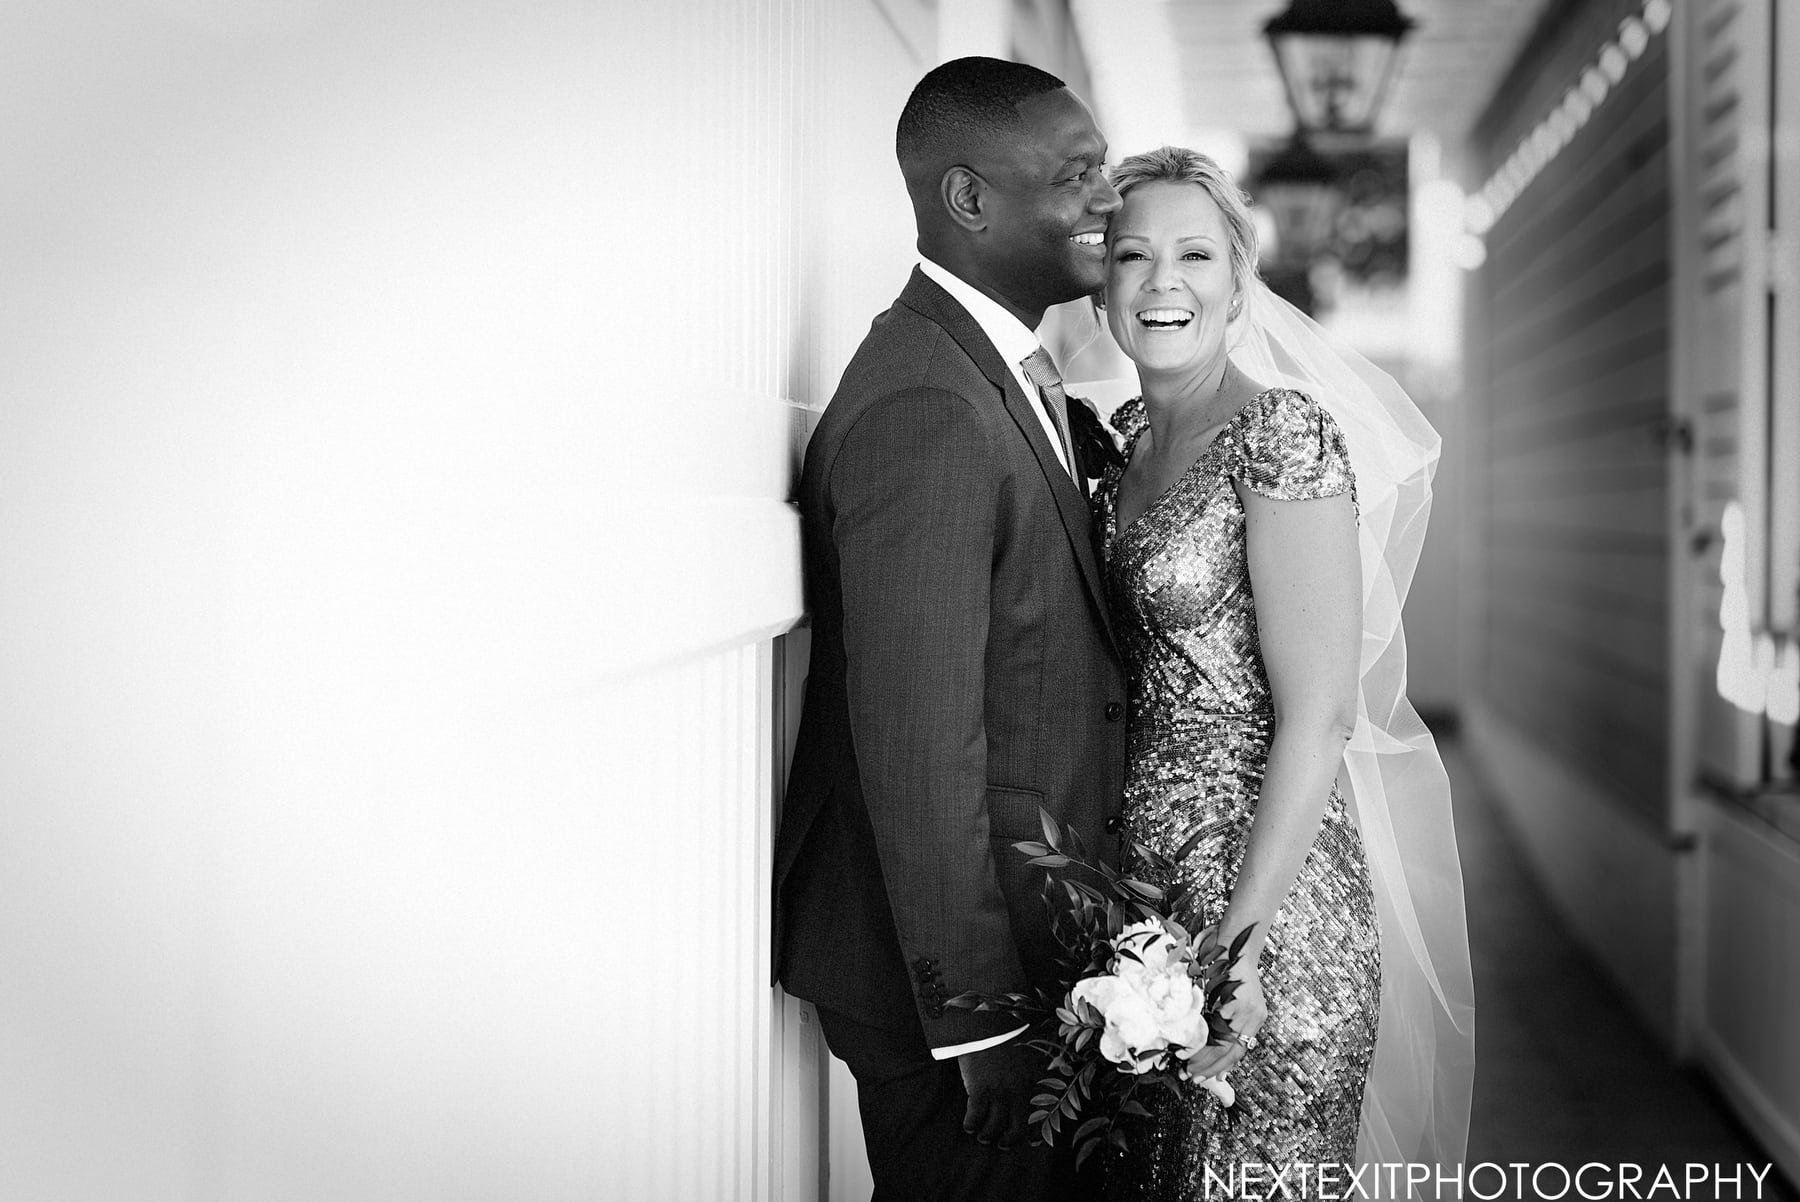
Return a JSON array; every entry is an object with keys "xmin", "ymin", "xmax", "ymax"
[{"xmin": 1766, "ymin": 0, "xmax": 1800, "ymax": 757}]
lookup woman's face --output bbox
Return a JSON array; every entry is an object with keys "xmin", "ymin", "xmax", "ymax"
[{"xmin": 1104, "ymin": 180, "xmax": 1238, "ymax": 377}]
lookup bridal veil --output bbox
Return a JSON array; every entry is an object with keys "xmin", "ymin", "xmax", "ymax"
[{"xmin": 1062, "ymin": 278, "xmax": 1476, "ymax": 1170}]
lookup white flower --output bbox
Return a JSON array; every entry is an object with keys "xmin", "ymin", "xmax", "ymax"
[
  {"xmin": 1071, "ymin": 975, "xmax": 1168, "ymax": 1073},
  {"xmin": 1144, "ymin": 970, "xmax": 1208, "ymax": 1050},
  {"xmin": 1111, "ymin": 920, "xmax": 1181, "ymax": 985}
]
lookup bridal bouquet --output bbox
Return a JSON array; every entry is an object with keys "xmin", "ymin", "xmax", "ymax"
[{"xmin": 947, "ymin": 810, "xmax": 1250, "ymax": 1169}]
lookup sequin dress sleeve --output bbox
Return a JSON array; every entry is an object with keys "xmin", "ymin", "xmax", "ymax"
[
  {"xmin": 1100, "ymin": 387, "xmax": 1380, "ymax": 1199},
  {"xmin": 1110, "ymin": 395, "xmax": 1149, "ymax": 445},
  {"xmin": 1229, "ymin": 388, "xmax": 1356, "ymax": 505}
]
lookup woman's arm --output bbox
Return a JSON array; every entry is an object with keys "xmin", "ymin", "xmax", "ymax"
[{"xmin": 1184, "ymin": 482, "xmax": 1361, "ymax": 1078}]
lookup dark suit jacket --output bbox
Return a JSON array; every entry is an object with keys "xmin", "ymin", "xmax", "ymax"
[{"xmin": 774, "ymin": 268, "xmax": 1129, "ymax": 1052}]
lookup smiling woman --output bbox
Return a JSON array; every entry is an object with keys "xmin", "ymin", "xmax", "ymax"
[
  {"xmin": 1105, "ymin": 185, "xmax": 1241, "ymax": 392},
  {"xmin": 1088, "ymin": 146, "xmax": 1471, "ymax": 1192},
  {"xmin": 1101, "ymin": 161, "xmax": 1261, "ymax": 532}
]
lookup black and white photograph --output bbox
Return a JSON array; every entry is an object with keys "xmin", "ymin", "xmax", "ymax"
[{"xmin": 2, "ymin": 1, "xmax": 1797, "ymax": 1199}]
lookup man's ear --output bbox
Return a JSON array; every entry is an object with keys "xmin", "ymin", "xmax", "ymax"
[{"xmin": 940, "ymin": 165, "xmax": 988, "ymax": 232}]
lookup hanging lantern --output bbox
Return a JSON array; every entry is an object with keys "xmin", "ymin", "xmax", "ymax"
[
  {"xmin": 1264, "ymin": 0, "xmax": 1417, "ymax": 135},
  {"xmin": 1254, "ymin": 132, "xmax": 1340, "ymax": 265}
]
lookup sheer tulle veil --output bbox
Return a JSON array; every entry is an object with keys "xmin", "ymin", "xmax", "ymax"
[{"xmin": 1070, "ymin": 282, "xmax": 1476, "ymax": 1169}]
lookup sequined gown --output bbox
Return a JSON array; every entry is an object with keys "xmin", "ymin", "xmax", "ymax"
[{"xmin": 1098, "ymin": 388, "xmax": 1380, "ymax": 1199}]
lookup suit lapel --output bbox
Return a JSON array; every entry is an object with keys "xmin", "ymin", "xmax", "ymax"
[{"xmin": 897, "ymin": 270, "xmax": 1119, "ymax": 656}]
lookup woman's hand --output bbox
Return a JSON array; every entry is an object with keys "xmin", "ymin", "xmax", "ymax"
[{"xmin": 1181, "ymin": 965, "xmax": 1267, "ymax": 1082}]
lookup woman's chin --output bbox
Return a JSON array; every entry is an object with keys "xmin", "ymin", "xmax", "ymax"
[{"xmin": 1126, "ymin": 341, "xmax": 1206, "ymax": 376}]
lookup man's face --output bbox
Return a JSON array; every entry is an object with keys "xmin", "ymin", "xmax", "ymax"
[{"xmin": 973, "ymin": 89, "xmax": 1121, "ymax": 320}]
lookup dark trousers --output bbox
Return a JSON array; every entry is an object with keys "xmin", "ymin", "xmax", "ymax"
[{"xmin": 816, "ymin": 1006, "xmax": 1092, "ymax": 1202}]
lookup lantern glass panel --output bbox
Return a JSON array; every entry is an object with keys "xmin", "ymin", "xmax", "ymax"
[{"xmin": 1270, "ymin": 32, "xmax": 1402, "ymax": 132}]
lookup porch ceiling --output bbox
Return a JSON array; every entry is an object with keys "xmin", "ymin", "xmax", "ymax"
[{"xmin": 1073, "ymin": 0, "xmax": 1560, "ymax": 154}]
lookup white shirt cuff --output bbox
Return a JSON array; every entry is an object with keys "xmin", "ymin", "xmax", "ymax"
[{"xmin": 930, "ymin": 1025, "xmax": 1029, "ymax": 1061}]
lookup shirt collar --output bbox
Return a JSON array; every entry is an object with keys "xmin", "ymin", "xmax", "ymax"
[{"xmin": 917, "ymin": 257, "xmax": 1041, "ymax": 374}]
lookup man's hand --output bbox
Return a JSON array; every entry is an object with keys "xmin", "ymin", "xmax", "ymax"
[{"xmin": 956, "ymin": 1039, "xmax": 1038, "ymax": 1149}]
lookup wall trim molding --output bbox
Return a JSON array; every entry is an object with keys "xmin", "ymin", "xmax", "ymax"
[{"xmin": 1690, "ymin": 795, "xmax": 1800, "ymax": 1187}]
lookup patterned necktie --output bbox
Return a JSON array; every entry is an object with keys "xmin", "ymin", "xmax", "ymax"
[{"xmin": 1021, "ymin": 346, "xmax": 1079, "ymax": 490}]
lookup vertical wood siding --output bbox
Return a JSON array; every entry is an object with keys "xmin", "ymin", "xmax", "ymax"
[
  {"xmin": 0, "ymin": 2, "xmax": 928, "ymax": 1199},
  {"xmin": 1472, "ymin": 2, "xmax": 1673, "ymax": 821}
]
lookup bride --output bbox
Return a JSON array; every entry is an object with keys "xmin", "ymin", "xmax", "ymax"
[{"xmin": 1088, "ymin": 146, "xmax": 1475, "ymax": 1197}]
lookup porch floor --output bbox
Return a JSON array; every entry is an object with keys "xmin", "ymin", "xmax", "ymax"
[{"xmin": 1446, "ymin": 740, "xmax": 1797, "ymax": 1199}]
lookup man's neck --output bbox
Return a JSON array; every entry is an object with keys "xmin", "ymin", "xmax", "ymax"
[{"xmin": 918, "ymin": 247, "xmax": 1043, "ymax": 330}]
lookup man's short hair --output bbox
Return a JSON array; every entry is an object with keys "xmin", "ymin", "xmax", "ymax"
[{"xmin": 896, "ymin": 56, "xmax": 1066, "ymax": 182}]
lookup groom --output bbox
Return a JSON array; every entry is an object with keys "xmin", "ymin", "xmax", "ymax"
[{"xmin": 773, "ymin": 57, "xmax": 1128, "ymax": 1200}]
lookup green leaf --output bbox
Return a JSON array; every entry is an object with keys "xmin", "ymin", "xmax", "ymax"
[
  {"xmin": 1131, "ymin": 841, "xmax": 1174, "ymax": 872},
  {"xmin": 1027, "ymin": 854, "xmax": 1072, "ymax": 869},
  {"xmin": 1075, "ymin": 1136, "xmax": 1101, "ymax": 1172},
  {"xmin": 1228, "ymin": 923, "xmax": 1255, "ymax": 962},
  {"xmin": 1030, "ymin": 1093, "xmax": 1058, "ymax": 1108},
  {"xmin": 1118, "ymin": 1098, "xmax": 1152, "ymax": 1119},
  {"xmin": 1074, "ymin": 1116, "xmax": 1108, "ymax": 1144},
  {"xmin": 1012, "ymin": 840, "xmax": 1053, "ymax": 858},
  {"xmin": 1071, "ymin": 880, "xmax": 1107, "ymax": 905},
  {"xmin": 1147, "ymin": 1074, "xmax": 1183, "ymax": 1098},
  {"xmin": 1039, "ymin": 807, "xmax": 1063, "ymax": 851},
  {"xmin": 1108, "ymin": 1126, "xmax": 1131, "ymax": 1151}
]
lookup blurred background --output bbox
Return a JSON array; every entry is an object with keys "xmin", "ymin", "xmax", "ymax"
[{"xmin": 2, "ymin": 0, "xmax": 1796, "ymax": 1198}]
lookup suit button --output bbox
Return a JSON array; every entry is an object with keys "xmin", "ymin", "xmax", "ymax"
[
  {"xmin": 927, "ymin": 1004, "xmax": 946, "ymax": 1020},
  {"xmin": 1104, "ymin": 702, "xmax": 1124, "ymax": 722},
  {"xmin": 1105, "ymin": 815, "xmax": 1123, "ymax": 834}
]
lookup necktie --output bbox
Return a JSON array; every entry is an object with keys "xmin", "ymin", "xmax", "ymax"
[{"xmin": 1021, "ymin": 346, "xmax": 1079, "ymax": 490}]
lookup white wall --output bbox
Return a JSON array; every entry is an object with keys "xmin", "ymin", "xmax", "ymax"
[{"xmin": 0, "ymin": 1, "xmax": 926, "ymax": 1198}]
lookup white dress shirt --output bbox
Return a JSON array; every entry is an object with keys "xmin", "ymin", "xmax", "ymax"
[
  {"xmin": 917, "ymin": 257, "xmax": 1072, "ymax": 475},
  {"xmin": 913, "ymin": 256, "xmax": 1051, "ymax": 1061}
]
